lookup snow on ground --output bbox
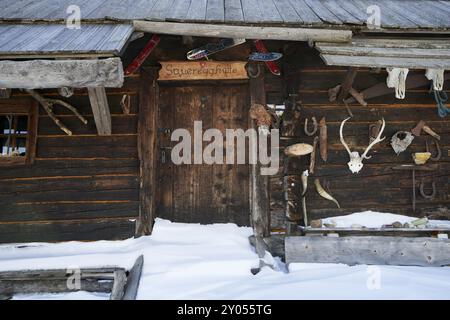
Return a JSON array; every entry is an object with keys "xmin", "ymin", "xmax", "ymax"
[
  {"xmin": 322, "ymin": 210, "xmax": 450, "ymax": 228},
  {"xmin": 1, "ymin": 214, "xmax": 450, "ymax": 300}
]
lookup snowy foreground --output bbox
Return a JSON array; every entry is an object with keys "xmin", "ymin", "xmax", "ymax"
[{"xmin": 1, "ymin": 212, "xmax": 450, "ymax": 300}]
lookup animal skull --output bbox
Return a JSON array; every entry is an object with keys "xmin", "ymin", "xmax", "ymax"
[
  {"xmin": 425, "ymin": 68, "xmax": 444, "ymax": 91},
  {"xmin": 340, "ymin": 117, "xmax": 386, "ymax": 173},
  {"xmin": 387, "ymin": 67, "xmax": 409, "ymax": 99}
]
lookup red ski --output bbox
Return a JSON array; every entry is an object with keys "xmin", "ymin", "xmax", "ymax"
[
  {"xmin": 124, "ymin": 34, "xmax": 160, "ymax": 76},
  {"xmin": 253, "ymin": 40, "xmax": 281, "ymax": 76}
]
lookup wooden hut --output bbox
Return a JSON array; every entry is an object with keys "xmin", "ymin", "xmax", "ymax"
[{"xmin": 0, "ymin": 0, "xmax": 448, "ymax": 258}]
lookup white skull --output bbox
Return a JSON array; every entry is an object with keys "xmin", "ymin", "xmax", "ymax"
[{"xmin": 347, "ymin": 151, "xmax": 364, "ymax": 173}]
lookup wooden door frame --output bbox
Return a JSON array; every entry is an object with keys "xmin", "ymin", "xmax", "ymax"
[{"xmin": 136, "ymin": 67, "xmax": 270, "ymax": 237}]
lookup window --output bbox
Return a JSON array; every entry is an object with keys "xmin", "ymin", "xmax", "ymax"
[{"xmin": 0, "ymin": 99, "xmax": 38, "ymax": 165}]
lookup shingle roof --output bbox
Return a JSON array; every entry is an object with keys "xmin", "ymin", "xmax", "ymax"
[
  {"xmin": 0, "ymin": 0, "xmax": 449, "ymax": 30},
  {"xmin": 0, "ymin": 24, "xmax": 133, "ymax": 57}
]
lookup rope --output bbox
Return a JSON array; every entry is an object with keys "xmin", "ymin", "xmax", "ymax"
[{"xmin": 430, "ymin": 85, "xmax": 450, "ymax": 117}]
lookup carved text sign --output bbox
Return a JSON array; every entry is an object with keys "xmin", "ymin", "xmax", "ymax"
[{"xmin": 158, "ymin": 61, "xmax": 248, "ymax": 81}]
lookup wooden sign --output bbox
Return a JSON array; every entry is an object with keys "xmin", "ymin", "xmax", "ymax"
[{"xmin": 158, "ymin": 61, "xmax": 248, "ymax": 81}]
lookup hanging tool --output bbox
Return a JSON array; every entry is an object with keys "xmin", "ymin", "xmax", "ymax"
[
  {"xmin": 419, "ymin": 179, "xmax": 437, "ymax": 200},
  {"xmin": 430, "ymin": 85, "xmax": 450, "ymax": 118},
  {"xmin": 392, "ymin": 164, "xmax": 438, "ymax": 213},
  {"xmin": 426, "ymin": 138, "xmax": 442, "ymax": 161},
  {"xmin": 319, "ymin": 117, "xmax": 327, "ymax": 162},
  {"xmin": 411, "ymin": 120, "xmax": 441, "ymax": 141},
  {"xmin": 304, "ymin": 117, "xmax": 318, "ymax": 136}
]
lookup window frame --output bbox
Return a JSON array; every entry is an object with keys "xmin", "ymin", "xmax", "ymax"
[{"xmin": 0, "ymin": 98, "xmax": 38, "ymax": 166}]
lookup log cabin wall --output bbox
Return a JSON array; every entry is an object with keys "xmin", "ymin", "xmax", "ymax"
[
  {"xmin": 0, "ymin": 76, "xmax": 141, "ymax": 243},
  {"xmin": 270, "ymin": 43, "xmax": 450, "ymax": 231}
]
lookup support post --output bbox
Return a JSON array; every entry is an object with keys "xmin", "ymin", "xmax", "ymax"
[
  {"xmin": 136, "ymin": 68, "xmax": 159, "ymax": 236},
  {"xmin": 249, "ymin": 67, "xmax": 271, "ymax": 239},
  {"xmin": 88, "ymin": 87, "xmax": 112, "ymax": 135}
]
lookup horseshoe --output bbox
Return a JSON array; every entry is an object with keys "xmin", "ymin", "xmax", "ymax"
[
  {"xmin": 419, "ymin": 179, "xmax": 436, "ymax": 200},
  {"xmin": 304, "ymin": 117, "xmax": 318, "ymax": 136},
  {"xmin": 426, "ymin": 139, "xmax": 442, "ymax": 161},
  {"xmin": 247, "ymin": 63, "xmax": 261, "ymax": 79}
]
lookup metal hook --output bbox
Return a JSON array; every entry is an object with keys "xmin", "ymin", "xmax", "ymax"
[
  {"xmin": 304, "ymin": 117, "xmax": 318, "ymax": 136},
  {"xmin": 426, "ymin": 138, "xmax": 442, "ymax": 161},
  {"xmin": 419, "ymin": 179, "xmax": 436, "ymax": 200}
]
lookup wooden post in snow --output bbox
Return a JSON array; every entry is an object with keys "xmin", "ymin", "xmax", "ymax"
[
  {"xmin": 136, "ymin": 67, "xmax": 159, "ymax": 236},
  {"xmin": 249, "ymin": 67, "xmax": 271, "ymax": 240}
]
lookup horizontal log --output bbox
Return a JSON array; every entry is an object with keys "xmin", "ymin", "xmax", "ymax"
[
  {"xmin": 0, "ymin": 58, "xmax": 124, "ymax": 89},
  {"xmin": 0, "ymin": 218, "xmax": 135, "ymax": 243},
  {"xmin": 133, "ymin": 21, "xmax": 352, "ymax": 42},
  {"xmin": 285, "ymin": 236, "xmax": 450, "ymax": 266},
  {"xmin": 0, "ymin": 201, "xmax": 139, "ymax": 222}
]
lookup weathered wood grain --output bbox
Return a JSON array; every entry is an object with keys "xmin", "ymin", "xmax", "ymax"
[
  {"xmin": 0, "ymin": 58, "xmax": 124, "ymax": 89},
  {"xmin": 285, "ymin": 236, "xmax": 450, "ymax": 266}
]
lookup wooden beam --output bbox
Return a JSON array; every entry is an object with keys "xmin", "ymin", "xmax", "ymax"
[
  {"xmin": 320, "ymin": 54, "xmax": 450, "ymax": 69},
  {"xmin": 337, "ymin": 67, "xmax": 358, "ymax": 101},
  {"xmin": 122, "ymin": 255, "xmax": 144, "ymax": 300},
  {"xmin": 133, "ymin": 21, "xmax": 352, "ymax": 43},
  {"xmin": 249, "ymin": 67, "xmax": 270, "ymax": 239},
  {"xmin": 135, "ymin": 68, "xmax": 159, "ymax": 236},
  {"xmin": 285, "ymin": 236, "xmax": 450, "ymax": 267},
  {"xmin": 0, "ymin": 58, "xmax": 123, "ymax": 89},
  {"xmin": 88, "ymin": 87, "xmax": 112, "ymax": 136}
]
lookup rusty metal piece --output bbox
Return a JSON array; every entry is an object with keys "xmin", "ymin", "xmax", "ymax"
[
  {"xmin": 328, "ymin": 84, "xmax": 341, "ymax": 102},
  {"xmin": 420, "ymin": 179, "xmax": 436, "ymax": 200},
  {"xmin": 319, "ymin": 117, "xmax": 327, "ymax": 162},
  {"xmin": 426, "ymin": 139, "xmax": 442, "ymax": 161},
  {"xmin": 309, "ymin": 136, "xmax": 319, "ymax": 174},
  {"xmin": 411, "ymin": 120, "xmax": 426, "ymax": 136},
  {"xmin": 304, "ymin": 117, "xmax": 318, "ymax": 136},
  {"xmin": 348, "ymin": 87, "xmax": 367, "ymax": 106}
]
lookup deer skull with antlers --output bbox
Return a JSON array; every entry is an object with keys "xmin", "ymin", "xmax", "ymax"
[{"xmin": 340, "ymin": 117, "xmax": 386, "ymax": 173}]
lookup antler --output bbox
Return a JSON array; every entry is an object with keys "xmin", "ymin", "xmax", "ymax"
[
  {"xmin": 361, "ymin": 118, "xmax": 386, "ymax": 159},
  {"xmin": 339, "ymin": 117, "xmax": 353, "ymax": 156}
]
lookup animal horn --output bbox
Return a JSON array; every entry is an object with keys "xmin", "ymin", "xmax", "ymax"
[
  {"xmin": 339, "ymin": 117, "xmax": 353, "ymax": 156},
  {"xmin": 361, "ymin": 118, "xmax": 386, "ymax": 159}
]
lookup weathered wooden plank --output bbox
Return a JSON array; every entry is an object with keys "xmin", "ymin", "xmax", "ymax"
[
  {"xmin": 320, "ymin": 0, "xmax": 361, "ymax": 24},
  {"xmin": 317, "ymin": 45, "xmax": 450, "ymax": 59},
  {"xmin": 249, "ymin": 70, "xmax": 270, "ymax": 238},
  {"xmin": 285, "ymin": 236, "xmax": 450, "ymax": 267},
  {"xmin": 158, "ymin": 61, "xmax": 248, "ymax": 81},
  {"xmin": 271, "ymin": 0, "xmax": 303, "ymax": 24},
  {"xmin": 110, "ymin": 269, "xmax": 127, "ymax": 300},
  {"xmin": 205, "ymin": 0, "xmax": 225, "ymax": 22},
  {"xmin": 224, "ymin": 0, "xmax": 245, "ymax": 22},
  {"xmin": 286, "ymin": 0, "xmax": 323, "ymax": 24},
  {"xmin": 321, "ymin": 54, "xmax": 450, "ymax": 69},
  {"xmin": 134, "ymin": 21, "xmax": 352, "ymax": 42},
  {"xmin": 303, "ymin": 0, "xmax": 342, "ymax": 24},
  {"xmin": 166, "ymin": 0, "xmax": 191, "ymax": 21},
  {"xmin": 122, "ymin": 255, "xmax": 144, "ymax": 300},
  {"xmin": 0, "ymin": 58, "xmax": 124, "ymax": 89},
  {"xmin": 186, "ymin": 0, "xmax": 208, "ymax": 22},
  {"xmin": 0, "ymin": 218, "xmax": 135, "ymax": 243},
  {"xmin": 88, "ymin": 87, "xmax": 112, "ymax": 135},
  {"xmin": 136, "ymin": 68, "xmax": 159, "ymax": 236},
  {"xmin": 147, "ymin": 0, "xmax": 176, "ymax": 21},
  {"xmin": 255, "ymin": 0, "xmax": 284, "ymax": 23}
]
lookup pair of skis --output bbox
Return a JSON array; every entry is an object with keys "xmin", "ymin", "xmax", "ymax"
[{"xmin": 186, "ymin": 39, "xmax": 281, "ymax": 76}]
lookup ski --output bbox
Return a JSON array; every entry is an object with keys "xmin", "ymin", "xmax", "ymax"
[
  {"xmin": 124, "ymin": 34, "xmax": 160, "ymax": 76},
  {"xmin": 249, "ymin": 52, "xmax": 283, "ymax": 62},
  {"xmin": 253, "ymin": 40, "xmax": 281, "ymax": 76},
  {"xmin": 187, "ymin": 38, "xmax": 246, "ymax": 60}
]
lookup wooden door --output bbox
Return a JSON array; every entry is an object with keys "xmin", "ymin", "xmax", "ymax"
[{"xmin": 156, "ymin": 84, "xmax": 250, "ymax": 226}]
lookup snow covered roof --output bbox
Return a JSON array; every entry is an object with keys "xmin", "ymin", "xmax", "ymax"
[{"xmin": 0, "ymin": 0, "xmax": 449, "ymax": 31}]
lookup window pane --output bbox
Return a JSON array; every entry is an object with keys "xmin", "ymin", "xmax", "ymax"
[
  {"xmin": 16, "ymin": 137, "xmax": 27, "ymax": 156},
  {"xmin": 17, "ymin": 116, "xmax": 28, "ymax": 134}
]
